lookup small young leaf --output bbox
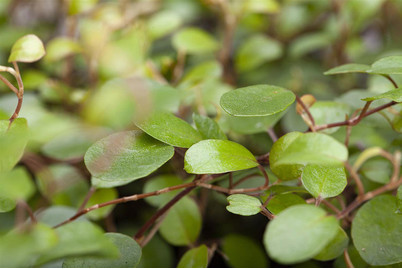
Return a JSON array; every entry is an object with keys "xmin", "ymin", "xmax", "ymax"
[
  {"xmin": 184, "ymin": 139, "xmax": 258, "ymax": 174},
  {"xmin": 264, "ymin": 204, "xmax": 338, "ymax": 264},
  {"xmin": 172, "ymin": 27, "xmax": 219, "ymax": 54},
  {"xmin": 314, "ymin": 227, "xmax": 349, "ymax": 261},
  {"xmin": 159, "ymin": 197, "xmax": 202, "ymax": 246},
  {"xmin": 368, "ymin": 56, "xmax": 402, "ymax": 75},
  {"xmin": 324, "ymin": 63, "xmax": 370, "ymax": 75},
  {"xmin": 85, "ymin": 131, "xmax": 174, "ymax": 187},
  {"xmin": 361, "ymin": 88, "xmax": 402, "ymax": 102},
  {"xmin": 266, "ymin": 193, "xmax": 306, "ymax": 215},
  {"xmin": 222, "ymin": 234, "xmax": 269, "ymax": 268},
  {"xmin": 8, "ymin": 34, "xmax": 45, "ymax": 63},
  {"xmin": 351, "ymin": 195, "xmax": 402, "ymax": 265},
  {"xmin": 226, "ymin": 194, "xmax": 262, "ymax": 216},
  {"xmin": 136, "ymin": 112, "xmax": 202, "ymax": 148},
  {"xmin": 193, "ymin": 113, "xmax": 227, "ymax": 140},
  {"xmin": 301, "ymin": 164, "xmax": 347, "ymax": 199},
  {"xmin": 62, "ymin": 233, "xmax": 142, "ymax": 268},
  {"xmin": 220, "ymin": 85, "xmax": 295, "ymax": 117},
  {"xmin": 177, "ymin": 245, "xmax": 208, "ymax": 268}
]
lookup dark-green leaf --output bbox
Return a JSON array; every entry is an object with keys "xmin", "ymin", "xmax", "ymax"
[
  {"xmin": 177, "ymin": 245, "xmax": 208, "ymax": 268},
  {"xmin": 193, "ymin": 113, "xmax": 227, "ymax": 140},
  {"xmin": 184, "ymin": 139, "xmax": 258, "ymax": 174},
  {"xmin": 226, "ymin": 194, "xmax": 262, "ymax": 216},
  {"xmin": 220, "ymin": 85, "xmax": 295, "ymax": 117}
]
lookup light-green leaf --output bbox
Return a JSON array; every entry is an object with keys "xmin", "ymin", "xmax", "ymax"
[
  {"xmin": 177, "ymin": 245, "xmax": 208, "ymax": 268},
  {"xmin": 8, "ymin": 34, "xmax": 45, "ymax": 63},
  {"xmin": 44, "ymin": 37, "xmax": 82, "ymax": 62},
  {"xmin": 0, "ymin": 167, "xmax": 35, "ymax": 201},
  {"xmin": 324, "ymin": 63, "xmax": 370, "ymax": 75},
  {"xmin": 85, "ymin": 131, "xmax": 174, "ymax": 187},
  {"xmin": 172, "ymin": 27, "xmax": 219, "ymax": 54},
  {"xmin": 266, "ymin": 193, "xmax": 306, "ymax": 215},
  {"xmin": 264, "ymin": 204, "xmax": 338, "ymax": 264},
  {"xmin": 220, "ymin": 85, "xmax": 295, "ymax": 117},
  {"xmin": 184, "ymin": 139, "xmax": 258, "ymax": 174},
  {"xmin": 193, "ymin": 113, "xmax": 227, "ymax": 140},
  {"xmin": 351, "ymin": 195, "xmax": 402, "ymax": 266},
  {"xmin": 301, "ymin": 164, "xmax": 347, "ymax": 199},
  {"xmin": 361, "ymin": 88, "xmax": 402, "ymax": 102},
  {"xmin": 62, "ymin": 233, "xmax": 142, "ymax": 268},
  {"xmin": 136, "ymin": 112, "xmax": 202, "ymax": 148},
  {"xmin": 226, "ymin": 194, "xmax": 262, "ymax": 216},
  {"xmin": 159, "ymin": 197, "xmax": 202, "ymax": 246},
  {"xmin": 314, "ymin": 227, "xmax": 349, "ymax": 261},
  {"xmin": 368, "ymin": 56, "xmax": 402, "ymax": 75}
]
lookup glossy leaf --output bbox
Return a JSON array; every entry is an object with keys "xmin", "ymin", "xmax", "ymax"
[
  {"xmin": 222, "ymin": 234, "xmax": 269, "ymax": 268},
  {"xmin": 0, "ymin": 118, "xmax": 29, "ymax": 172},
  {"xmin": 264, "ymin": 204, "xmax": 338, "ymax": 264},
  {"xmin": 368, "ymin": 56, "xmax": 402, "ymax": 75},
  {"xmin": 8, "ymin": 34, "xmax": 45, "ymax": 62},
  {"xmin": 184, "ymin": 139, "xmax": 258, "ymax": 174},
  {"xmin": 324, "ymin": 63, "xmax": 370, "ymax": 75},
  {"xmin": 45, "ymin": 37, "xmax": 82, "ymax": 62},
  {"xmin": 136, "ymin": 112, "xmax": 202, "ymax": 148},
  {"xmin": 220, "ymin": 85, "xmax": 295, "ymax": 117},
  {"xmin": 361, "ymin": 88, "xmax": 402, "ymax": 102},
  {"xmin": 314, "ymin": 227, "xmax": 349, "ymax": 261},
  {"xmin": 84, "ymin": 188, "xmax": 118, "ymax": 220},
  {"xmin": 266, "ymin": 193, "xmax": 306, "ymax": 215},
  {"xmin": 226, "ymin": 194, "xmax": 262, "ymax": 216},
  {"xmin": 193, "ymin": 113, "xmax": 227, "ymax": 140},
  {"xmin": 172, "ymin": 27, "xmax": 219, "ymax": 54},
  {"xmin": 85, "ymin": 131, "xmax": 174, "ymax": 186},
  {"xmin": 301, "ymin": 165, "xmax": 347, "ymax": 198},
  {"xmin": 159, "ymin": 197, "xmax": 201, "ymax": 246},
  {"xmin": 63, "ymin": 233, "xmax": 142, "ymax": 268},
  {"xmin": 351, "ymin": 195, "xmax": 402, "ymax": 265},
  {"xmin": 177, "ymin": 245, "xmax": 208, "ymax": 268},
  {"xmin": 143, "ymin": 175, "xmax": 183, "ymax": 207}
]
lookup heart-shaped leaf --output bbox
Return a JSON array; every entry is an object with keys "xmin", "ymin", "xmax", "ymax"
[
  {"xmin": 177, "ymin": 245, "xmax": 208, "ymax": 268},
  {"xmin": 361, "ymin": 88, "xmax": 402, "ymax": 102},
  {"xmin": 226, "ymin": 194, "xmax": 262, "ymax": 216},
  {"xmin": 85, "ymin": 131, "xmax": 174, "ymax": 187},
  {"xmin": 8, "ymin": 34, "xmax": 45, "ymax": 63},
  {"xmin": 324, "ymin": 63, "xmax": 370, "ymax": 75},
  {"xmin": 184, "ymin": 139, "xmax": 258, "ymax": 174},
  {"xmin": 220, "ymin": 85, "xmax": 295, "ymax": 117}
]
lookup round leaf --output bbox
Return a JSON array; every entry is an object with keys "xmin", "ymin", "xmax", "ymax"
[
  {"xmin": 324, "ymin": 63, "xmax": 370, "ymax": 75},
  {"xmin": 264, "ymin": 204, "xmax": 338, "ymax": 264},
  {"xmin": 314, "ymin": 227, "xmax": 349, "ymax": 261},
  {"xmin": 301, "ymin": 164, "xmax": 347, "ymax": 199},
  {"xmin": 361, "ymin": 88, "xmax": 402, "ymax": 102},
  {"xmin": 136, "ymin": 112, "xmax": 202, "ymax": 148},
  {"xmin": 368, "ymin": 56, "xmax": 402, "ymax": 75},
  {"xmin": 266, "ymin": 193, "xmax": 306, "ymax": 215},
  {"xmin": 177, "ymin": 245, "xmax": 208, "ymax": 268},
  {"xmin": 85, "ymin": 131, "xmax": 174, "ymax": 186},
  {"xmin": 351, "ymin": 195, "xmax": 402, "ymax": 266},
  {"xmin": 172, "ymin": 27, "xmax": 219, "ymax": 54},
  {"xmin": 8, "ymin": 34, "xmax": 45, "ymax": 63},
  {"xmin": 220, "ymin": 85, "xmax": 295, "ymax": 117},
  {"xmin": 226, "ymin": 194, "xmax": 262, "ymax": 216},
  {"xmin": 184, "ymin": 139, "xmax": 258, "ymax": 174},
  {"xmin": 63, "ymin": 233, "xmax": 142, "ymax": 268}
]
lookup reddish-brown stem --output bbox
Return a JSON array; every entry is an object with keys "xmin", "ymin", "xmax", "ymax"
[
  {"xmin": 260, "ymin": 206, "xmax": 275, "ymax": 220},
  {"xmin": 344, "ymin": 162, "xmax": 365, "ymax": 197},
  {"xmin": 382, "ymin": 74, "xmax": 398, "ymax": 88},
  {"xmin": 139, "ymin": 211, "xmax": 168, "ymax": 247},
  {"xmin": 0, "ymin": 74, "xmax": 18, "ymax": 94},
  {"xmin": 321, "ymin": 199, "xmax": 342, "ymax": 214},
  {"xmin": 315, "ymin": 196, "xmax": 323, "ymax": 206},
  {"xmin": 77, "ymin": 186, "xmax": 96, "ymax": 212},
  {"xmin": 296, "ymin": 95, "xmax": 316, "ymax": 131},
  {"xmin": 9, "ymin": 62, "xmax": 24, "ymax": 123}
]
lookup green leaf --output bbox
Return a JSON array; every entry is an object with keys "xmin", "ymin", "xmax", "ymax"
[
  {"xmin": 0, "ymin": 118, "xmax": 29, "ymax": 172},
  {"xmin": 177, "ymin": 245, "xmax": 208, "ymax": 268},
  {"xmin": 172, "ymin": 27, "xmax": 219, "ymax": 54},
  {"xmin": 36, "ymin": 221, "xmax": 119, "ymax": 265},
  {"xmin": 235, "ymin": 34, "xmax": 282, "ymax": 72},
  {"xmin": 83, "ymin": 188, "xmax": 118, "ymax": 220},
  {"xmin": 301, "ymin": 164, "xmax": 347, "ymax": 199},
  {"xmin": 193, "ymin": 113, "xmax": 227, "ymax": 140},
  {"xmin": 264, "ymin": 204, "xmax": 338, "ymax": 264},
  {"xmin": 143, "ymin": 175, "xmax": 183, "ymax": 207},
  {"xmin": 361, "ymin": 88, "xmax": 402, "ymax": 102},
  {"xmin": 136, "ymin": 112, "xmax": 202, "ymax": 148},
  {"xmin": 309, "ymin": 101, "xmax": 350, "ymax": 134},
  {"xmin": 397, "ymin": 186, "xmax": 402, "ymax": 214},
  {"xmin": 225, "ymin": 111, "xmax": 285, "ymax": 134},
  {"xmin": 220, "ymin": 85, "xmax": 295, "ymax": 117},
  {"xmin": 68, "ymin": 0, "xmax": 98, "ymax": 15},
  {"xmin": 324, "ymin": 63, "xmax": 370, "ymax": 75},
  {"xmin": 159, "ymin": 197, "xmax": 201, "ymax": 246},
  {"xmin": 351, "ymin": 195, "xmax": 402, "ymax": 265},
  {"xmin": 184, "ymin": 139, "xmax": 258, "ymax": 174},
  {"xmin": 8, "ymin": 34, "xmax": 45, "ymax": 63},
  {"xmin": 37, "ymin": 206, "xmax": 88, "ymax": 226},
  {"xmin": 242, "ymin": 0, "xmax": 280, "ymax": 14},
  {"xmin": 222, "ymin": 234, "xmax": 269, "ymax": 268},
  {"xmin": 226, "ymin": 194, "xmax": 262, "ymax": 216},
  {"xmin": 314, "ymin": 227, "xmax": 349, "ymax": 261},
  {"xmin": 179, "ymin": 60, "xmax": 222, "ymax": 88},
  {"xmin": 147, "ymin": 10, "xmax": 182, "ymax": 39},
  {"xmin": 368, "ymin": 56, "xmax": 402, "ymax": 75},
  {"xmin": 0, "ymin": 167, "xmax": 35, "ymax": 204},
  {"xmin": 270, "ymin": 132, "xmax": 348, "ymax": 180},
  {"xmin": 266, "ymin": 193, "xmax": 306, "ymax": 215},
  {"xmin": 84, "ymin": 131, "xmax": 174, "ymax": 187},
  {"xmin": 0, "ymin": 223, "xmax": 58, "ymax": 267},
  {"xmin": 137, "ymin": 235, "xmax": 174, "ymax": 268},
  {"xmin": 44, "ymin": 37, "xmax": 82, "ymax": 62},
  {"xmin": 62, "ymin": 233, "xmax": 142, "ymax": 268}
]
